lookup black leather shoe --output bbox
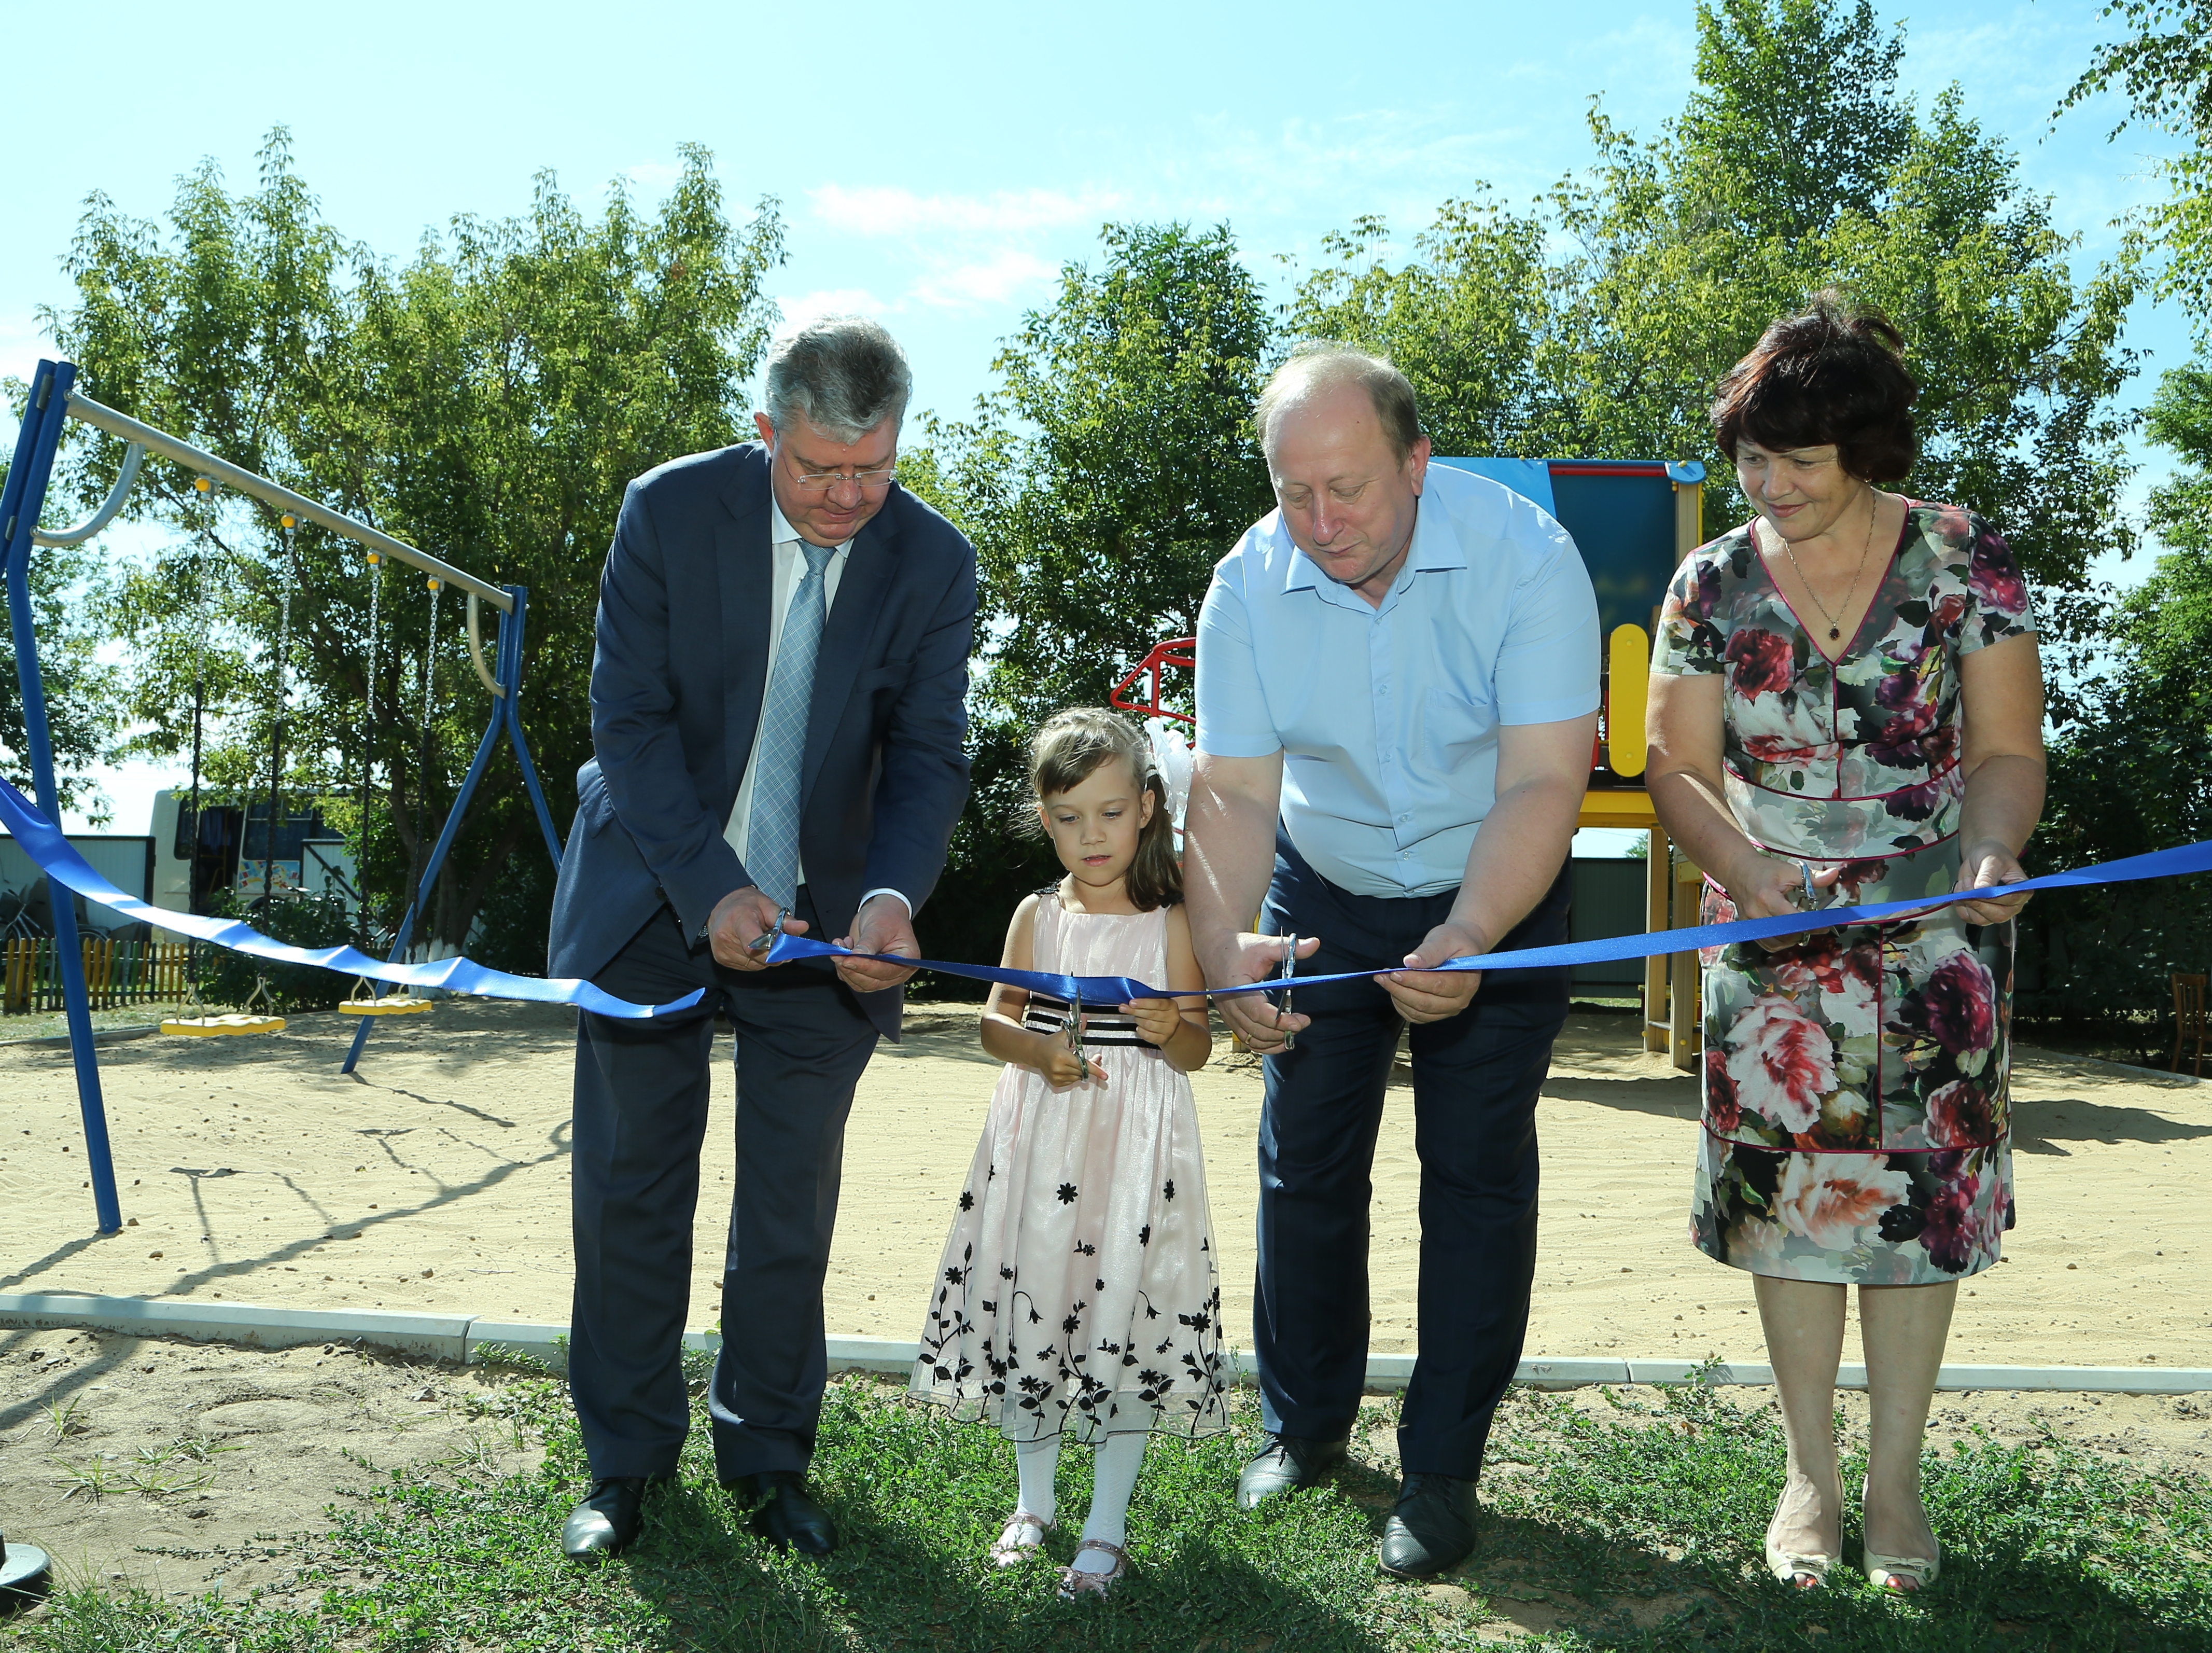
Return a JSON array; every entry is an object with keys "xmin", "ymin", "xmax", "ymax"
[
  {"xmin": 1379, "ymin": 1472, "xmax": 1479, "ymax": 1576},
  {"xmin": 1235, "ymin": 1431, "xmax": 1350, "ymax": 1511},
  {"xmin": 563, "ymin": 1477, "xmax": 650, "ymax": 1561},
  {"xmin": 730, "ymin": 1470, "xmax": 837, "ymax": 1557}
]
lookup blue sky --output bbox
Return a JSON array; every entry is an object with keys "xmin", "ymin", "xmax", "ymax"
[{"xmin": 1, "ymin": 0, "xmax": 2193, "ymax": 837}]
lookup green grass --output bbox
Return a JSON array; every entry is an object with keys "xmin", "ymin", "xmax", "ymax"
[{"xmin": 8, "ymin": 1366, "xmax": 2210, "ymax": 1651}]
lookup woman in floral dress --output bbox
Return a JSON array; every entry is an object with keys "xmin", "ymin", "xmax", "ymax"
[{"xmin": 1647, "ymin": 295, "xmax": 2045, "ymax": 1596}]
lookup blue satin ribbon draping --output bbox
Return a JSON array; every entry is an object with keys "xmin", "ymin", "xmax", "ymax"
[
  {"xmin": 0, "ymin": 779, "xmax": 702, "ymax": 1020},
  {"xmin": 769, "ymin": 836, "xmax": 2212, "ymax": 1003}
]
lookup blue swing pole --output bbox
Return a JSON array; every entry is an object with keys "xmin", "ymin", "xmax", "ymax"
[
  {"xmin": 4, "ymin": 360, "xmax": 123, "ymax": 1233},
  {"xmin": 341, "ymin": 584, "xmax": 563, "ymax": 1074}
]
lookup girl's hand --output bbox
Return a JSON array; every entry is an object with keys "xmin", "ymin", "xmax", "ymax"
[
  {"xmin": 1953, "ymin": 840, "xmax": 2031, "ymax": 925},
  {"xmin": 1035, "ymin": 1028, "xmax": 1098, "ymax": 1090},
  {"xmin": 1122, "ymin": 995, "xmax": 1183, "ymax": 1047},
  {"xmin": 1726, "ymin": 850, "xmax": 1842, "ymax": 953}
]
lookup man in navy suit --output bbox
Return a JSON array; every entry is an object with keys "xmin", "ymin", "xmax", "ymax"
[{"xmin": 548, "ymin": 316, "xmax": 975, "ymax": 1561}]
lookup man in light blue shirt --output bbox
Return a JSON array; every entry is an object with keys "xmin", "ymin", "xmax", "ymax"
[{"xmin": 1186, "ymin": 343, "xmax": 1599, "ymax": 1577}]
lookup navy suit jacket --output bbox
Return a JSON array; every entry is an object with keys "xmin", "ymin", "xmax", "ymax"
[{"xmin": 548, "ymin": 441, "xmax": 976, "ymax": 1035}]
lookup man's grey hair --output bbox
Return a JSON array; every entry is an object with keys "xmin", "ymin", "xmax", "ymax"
[
  {"xmin": 763, "ymin": 315, "xmax": 913, "ymax": 443},
  {"xmin": 1254, "ymin": 341, "xmax": 1424, "ymax": 465}
]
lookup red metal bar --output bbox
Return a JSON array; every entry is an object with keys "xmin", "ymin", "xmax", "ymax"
[{"xmin": 1110, "ymin": 636, "xmax": 1197, "ymax": 725}]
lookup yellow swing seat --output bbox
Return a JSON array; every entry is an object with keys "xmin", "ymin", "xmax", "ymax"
[
  {"xmin": 162, "ymin": 1010, "xmax": 288, "ymax": 1037},
  {"xmin": 163, "ymin": 975, "xmax": 285, "ymax": 1038},
  {"xmin": 337, "ymin": 978, "xmax": 433, "ymax": 1017}
]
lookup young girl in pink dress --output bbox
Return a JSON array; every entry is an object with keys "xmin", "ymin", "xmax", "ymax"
[{"xmin": 911, "ymin": 706, "xmax": 1227, "ymax": 1600}]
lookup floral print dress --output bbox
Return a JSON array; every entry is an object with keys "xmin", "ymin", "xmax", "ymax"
[
  {"xmin": 1651, "ymin": 503, "xmax": 2034, "ymax": 1285},
  {"xmin": 910, "ymin": 894, "xmax": 1229, "ymax": 1442}
]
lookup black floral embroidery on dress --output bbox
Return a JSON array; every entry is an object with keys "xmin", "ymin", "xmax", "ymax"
[{"xmin": 1057, "ymin": 1182, "xmax": 1079, "ymax": 1204}]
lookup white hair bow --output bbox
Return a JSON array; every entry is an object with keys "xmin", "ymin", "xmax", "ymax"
[{"xmin": 1145, "ymin": 718, "xmax": 1194, "ymax": 832}]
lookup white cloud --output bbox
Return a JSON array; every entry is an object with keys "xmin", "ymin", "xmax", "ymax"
[
  {"xmin": 809, "ymin": 184, "xmax": 1125, "ymax": 239},
  {"xmin": 623, "ymin": 159, "xmax": 687, "ymax": 193},
  {"xmin": 778, "ymin": 288, "xmax": 893, "ymax": 327},
  {"xmin": 910, "ymin": 249, "xmax": 1061, "ymax": 310}
]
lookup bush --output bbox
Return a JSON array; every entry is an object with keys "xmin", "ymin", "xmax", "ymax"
[{"xmin": 201, "ymin": 890, "xmax": 357, "ymax": 1013}]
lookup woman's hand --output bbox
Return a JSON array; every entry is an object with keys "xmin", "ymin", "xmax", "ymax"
[
  {"xmin": 1123, "ymin": 996, "xmax": 1184, "ymax": 1048},
  {"xmin": 1953, "ymin": 839, "xmax": 2032, "ymax": 925},
  {"xmin": 1726, "ymin": 850, "xmax": 1843, "ymax": 953}
]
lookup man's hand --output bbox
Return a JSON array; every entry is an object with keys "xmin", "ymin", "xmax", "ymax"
[
  {"xmin": 1379, "ymin": 921, "xmax": 1487, "ymax": 1023},
  {"xmin": 1200, "ymin": 932, "xmax": 1319, "ymax": 1054},
  {"xmin": 833, "ymin": 894, "xmax": 919, "ymax": 993},
  {"xmin": 709, "ymin": 886, "xmax": 807, "ymax": 970}
]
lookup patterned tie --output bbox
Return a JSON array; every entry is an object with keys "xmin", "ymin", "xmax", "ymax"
[{"xmin": 745, "ymin": 540, "xmax": 836, "ymax": 908}]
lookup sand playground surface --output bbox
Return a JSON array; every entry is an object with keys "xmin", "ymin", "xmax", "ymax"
[{"xmin": 4, "ymin": 1001, "xmax": 2212, "ymax": 1602}]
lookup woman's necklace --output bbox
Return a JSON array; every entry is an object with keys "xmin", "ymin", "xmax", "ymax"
[{"xmin": 1771, "ymin": 495, "xmax": 1880, "ymax": 645}]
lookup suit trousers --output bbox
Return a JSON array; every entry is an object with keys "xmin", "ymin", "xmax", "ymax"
[
  {"xmin": 1254, "ymin": 834, "xmax": 1570, "ymax": 1483},
  {"xmin": 569, "ymin": 892, "xmax": 879, "ymax": 1484}
]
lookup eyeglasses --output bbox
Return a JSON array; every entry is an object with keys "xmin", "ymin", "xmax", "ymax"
[{"xmin": 787, "ymin": 462, "xmax": 898, "ymax": 492}]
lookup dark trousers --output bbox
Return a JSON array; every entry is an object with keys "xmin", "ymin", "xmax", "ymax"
[
  {"xmin": 1255, "ymin": 835, "xmax": 1570, "ymax": 1482},
  {"xmin": 569, "ymin": 891, "xmax": 879, "ymax": 1484}
]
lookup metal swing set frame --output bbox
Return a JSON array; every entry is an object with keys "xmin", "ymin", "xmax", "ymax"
[{"xmin": 4, "ymin": 357, "xmax": 565, "ymax": 1234}]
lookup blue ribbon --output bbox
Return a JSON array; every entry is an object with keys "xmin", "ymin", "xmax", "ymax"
[
  {"xmin": 0, "ymin": 779, "xmax": 702, "ymax": 1020},
  {"xmin": 770, "ymin": 837, "xmax": 2212, "ymax": 1003}
]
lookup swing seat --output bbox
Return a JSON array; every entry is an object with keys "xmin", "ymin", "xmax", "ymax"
[
  {"xmin": 162, "ymin": 1012, "xmax": 287, "ymax": 1037},
  {"xmin": 337, "ymin": 993, "xmax": 432, "ymax": 1017}
]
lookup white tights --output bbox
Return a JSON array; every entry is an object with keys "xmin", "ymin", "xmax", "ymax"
[{"xmin": 1012, "ymin": 1430, "xmax": 1148, "ymax": 1573}]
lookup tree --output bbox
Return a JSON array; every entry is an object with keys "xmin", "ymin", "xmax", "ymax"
[
  {"xmin": 2067, "ymin": 0, "xmax": 2212, "ymax": 317},
  {"xmin": 0, "ymin": 524, "xmax": 116, "ymax": 819},
  {"xmin": 909, "ymin": 223, "xmax": 1276, "ymax": 967},
  {"xmin": 42, "ymin": 130, "xmax": 783, "ymax": 959},
  {"xmin": 2025, "ymin": 367, "xmax": 2212, "ymax": 1037},
  {"xmin": 1294, "ymin": 0, "xmax": 2137, "ymax": 621}
]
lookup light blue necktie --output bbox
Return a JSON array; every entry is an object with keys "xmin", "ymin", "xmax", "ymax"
[{"xmin": 745, "ymin": 541, "xmax": 836, "ymax": 908}]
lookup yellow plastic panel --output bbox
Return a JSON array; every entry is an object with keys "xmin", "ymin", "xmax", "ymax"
[{"xmin": 1606, "ymin": 623, "xmax": 1650, "ymax": 777}]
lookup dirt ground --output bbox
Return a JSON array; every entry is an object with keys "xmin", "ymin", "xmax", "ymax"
[
  {"xmin": 3, "ymin": 999, "xmax": 2207, "ymax": 1367},
  {"xmin": 4, "ymin": 999, "xmax": 2212, "ymax": 1606}
]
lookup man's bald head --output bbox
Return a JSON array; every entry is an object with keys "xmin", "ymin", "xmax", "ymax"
[{"xmin": 1255, "ymin": 342, "xmax": 1424, "ymax": 464}]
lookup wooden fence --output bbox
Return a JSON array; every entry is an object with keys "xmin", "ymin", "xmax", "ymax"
[{"xmin": 2, "ymin": 936, "xmax": 194, "ymax": 1014}]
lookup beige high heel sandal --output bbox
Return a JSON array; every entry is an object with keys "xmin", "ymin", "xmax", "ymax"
[
  {"xmin": 1864, "ymin": 1543, "xmax": 1941, "ymax": 1593},
  {"xmin": 1765, "ymin": 1534, "xmax": 1838, "ymax": 1589}
]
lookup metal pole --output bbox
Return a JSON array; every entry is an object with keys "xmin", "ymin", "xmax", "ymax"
[
  {"xmin": 261, "ymin": 517, "xmax": 295, "ymax": 911},
  {"xmin": 59, "ymin": 391, "xmax": 511, "ymax": 612},
  {"xmin": 2, "ymin": 360, "xmax": 122, "ymax": 1232},
  {"xmin": 496, "ymin": 586, "xmax": 564, "ymax": 867}
]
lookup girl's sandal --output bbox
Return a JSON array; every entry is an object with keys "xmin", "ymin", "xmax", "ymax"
[
  {"xmin": 990, "ymin": 1511, "xmax": 1054, "ymax": 1568},
  {"xmin": 1863, "ymin": 1545, "xmax": 1940, "ymax": 1593},
  {"xmin": 1057, "ymin": 1538, "xmax": 1131, "ymax": 1600}
]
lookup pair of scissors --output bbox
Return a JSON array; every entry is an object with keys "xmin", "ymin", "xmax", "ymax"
[
  {"xmin": 1270, "ymin": 933, "xmax": 1300, "ymax": 1051},
  {"xmin": 1065, "ymin": 992, "xmax": 1091, "ymax": 1082},
  {"xmin": 746, "ymin": 906, "xmax": 793, "ymax": 955}
]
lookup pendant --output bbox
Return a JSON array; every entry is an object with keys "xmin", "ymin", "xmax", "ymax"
[{"xmin": 1828, "ymin": 626, "xmax": 1841, "ymax": 641}]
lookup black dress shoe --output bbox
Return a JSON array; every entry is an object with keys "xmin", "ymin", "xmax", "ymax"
[
  {"xmin": 1379, "ymin": 1472, "xmax": 1479, "ymax": 1576},
  {"xmin": 1236, "ymin": 1431, "xmax": 1350, "ymax": 1511},
  {"xmin": 730, "ymin": 1470, "xmax": 837, "ymax": 1556},
  {"xmin": 563, "ymin": 1477, "xmax": 650, "ymax": 1561}
]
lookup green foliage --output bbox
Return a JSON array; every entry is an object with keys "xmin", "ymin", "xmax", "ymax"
[
  {"xmin": 2031, "ymin": 356, "xmax": 2212, "ymax": 1031},
  {"xmin": 2068, "ymin": 0, "xmax": 2212, "ymax": 322},
  {"xmin": 15, "ymin": 1374, "xmax": 2212, "ymax": 1651},
  {"xmin": 199, "ymin": 890, "xmax": 356, "ymax": 1013},
  {"xmin": 1292, "ymin": 0, "xmax": 2138, "ymax": 613},
  {"xmin": 914, "ymin": 224, "xmax": 1273, "ymax": 967},
  {"xmin": 0, "ymin": 525, "xmax": 116, "ymax": 818},
  {"xmin": 44, "ymin": 128, "xmax": 783, "ymax": 951}
]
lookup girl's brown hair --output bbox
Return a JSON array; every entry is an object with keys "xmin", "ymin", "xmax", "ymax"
[{"xmin": 1028, "ymin": 706, "xmax": 1182, "ymax": 912}]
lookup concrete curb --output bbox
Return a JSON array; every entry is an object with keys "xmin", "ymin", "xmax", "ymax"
[
  {"xmin": 5, "ymin": 1295, "xmax": 2209, "ymax": 1394},
  {"xmin": 0, "ymin": 1024, "xmax": 160, "ymax": 1050},
  {"xmin": 2019, "ymin": 1046, "xmax": 2202, "ymax": 1087}
]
